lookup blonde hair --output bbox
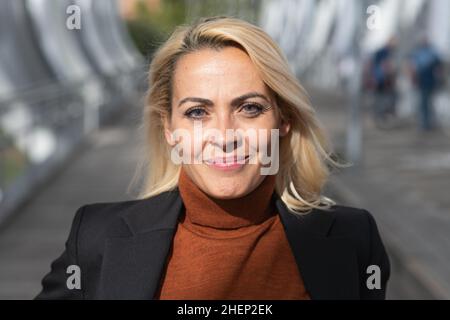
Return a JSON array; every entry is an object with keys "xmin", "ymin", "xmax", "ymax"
[{"xmin": 129, "ymin": 16, "xmax": 349, "ymax": 215}]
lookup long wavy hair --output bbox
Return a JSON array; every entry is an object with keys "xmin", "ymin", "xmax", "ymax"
[{"xmin": 128, "ymin": 16, "xmax": 349, "ymax": 215}]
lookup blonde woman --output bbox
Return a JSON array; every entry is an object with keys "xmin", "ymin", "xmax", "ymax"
[{"xmin": 36, "ymin": 16, "xmax": 390, "ymax": 300}]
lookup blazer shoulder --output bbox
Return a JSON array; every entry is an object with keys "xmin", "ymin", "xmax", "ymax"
[
  {"xmin": 326, "ymin": 204, "xmax": 376, "ymax": 238},
  {"xmin": 79, "ymin": 199, "xmax": 142, "ymax": 228},
  {"xmin": 71, "ymin": 199, "xmax": 141, "ymax": 247},
  {"xmin": 76, "ymin": 191, "xmax": 179, "ymax": 238},
  {"xmin": 325, "ymin": 204, "xmax": 389, "ymax": 268}
]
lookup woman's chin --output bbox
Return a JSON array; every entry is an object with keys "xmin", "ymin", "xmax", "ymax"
[
  {"xmin": 203, "ymin": 186, "xmax": 245, "ymax": 200},
  {"xmin": 186, "ymin": 164, "xmax": 264, "ymax": 199}
]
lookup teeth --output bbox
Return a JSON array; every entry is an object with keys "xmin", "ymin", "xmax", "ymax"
[{"xmin": 206, "ymin": 156, "xmax": 248, "ymax": 164}]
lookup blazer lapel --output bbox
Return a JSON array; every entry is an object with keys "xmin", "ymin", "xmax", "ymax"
[
  {"xmin": 276, "ymin": 197, "xmax": 360, "ymax": 299},
  {"xmin": 97, "ymin": 191, "xmax": 183, "ymax": 299}
]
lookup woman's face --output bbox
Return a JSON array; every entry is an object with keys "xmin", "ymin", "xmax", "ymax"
[{"xmin": 165, "ymin": 46, "xmax": 289, "ymax": 199}]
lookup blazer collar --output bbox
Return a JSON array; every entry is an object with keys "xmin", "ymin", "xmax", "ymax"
[{"xmin": 97, "ymin": 189, "xmax": 359, "ymax": 299}]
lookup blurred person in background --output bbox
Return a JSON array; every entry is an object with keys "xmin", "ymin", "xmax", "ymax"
[
  {"xmin": 408, "ymin": 36, "xmax": 444, "ymax": 132},
  {"xmin": 364, "ymin": 37, "xmax": 398, "ymax": 129}
]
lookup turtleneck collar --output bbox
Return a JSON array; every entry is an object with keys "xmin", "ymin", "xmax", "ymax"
[{"xmin": 177, "ymin": 167, "xmax": 277, "ymax": 230}]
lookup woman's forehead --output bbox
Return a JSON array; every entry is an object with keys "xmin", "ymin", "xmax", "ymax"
[{"xmin": 172, "ymin": 47, "xmax": 268, "ymax": 97}]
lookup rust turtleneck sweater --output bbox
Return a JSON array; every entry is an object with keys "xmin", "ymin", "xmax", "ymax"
[{"xmin": 154, "ymin": 168, "xmax": 311, "ymax": 300}]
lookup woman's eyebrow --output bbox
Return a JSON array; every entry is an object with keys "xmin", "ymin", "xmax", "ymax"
[
  {"xmin": 230, "ymin": 92, "xmax": 270, "ymax": 107},
  {"xmin": 178, "ymin": 97, "xmax": 213, "ymax": 108},
  {"xmin": 177, "ymin": 92, "xmax": 270, "ymax": 108}
]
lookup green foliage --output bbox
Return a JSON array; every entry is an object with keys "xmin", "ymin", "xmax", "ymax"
[
  {"xmin": 125, "ymin": 0, "xmax": 188, "ymax": 59},
  {"xmin": 126, "ymin": 19, "xmax": 165, "ymax": 59},
  {"xmin": 0, "ymin": 129, "xmax": 28, "ymax": 188},
  {"xmin": 125, "ymin": 0, "xmax": 260, "ymax": 59}
]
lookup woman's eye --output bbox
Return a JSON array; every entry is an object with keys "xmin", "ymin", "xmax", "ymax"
[
  {"xmin": 241, "ymin": 103, "xmax": 264, "ymax": 116},
  {"xmin": 185, "ymin": 107, "xmax": 207, "ymax": 119}
]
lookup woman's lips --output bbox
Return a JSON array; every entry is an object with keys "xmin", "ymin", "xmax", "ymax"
[{"xmin": 204, "ymin": 155, "xmax": 250, "ymax": 170}]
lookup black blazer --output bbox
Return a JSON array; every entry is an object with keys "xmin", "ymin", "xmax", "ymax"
[{"xmin": 35, "ymin": 190, "xmax": 390, "ymax": 300}]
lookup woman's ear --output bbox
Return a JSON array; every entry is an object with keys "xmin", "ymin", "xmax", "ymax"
[
  {"xmin": 279, "ymin": 120, "xmax": 291, "ymax": 137},
  {"xmin": 163, "ymin": 117, "xmax": 176, "ymax": 146}
]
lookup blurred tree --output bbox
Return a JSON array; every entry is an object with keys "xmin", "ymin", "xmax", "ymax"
[
  {"xmin": 185, "ymin": 0, "xmax": 260, "ymax": 25},
  {"xmin": 126, "ymin": 0, "xmax": 187, "ymax": 59},
  {"xmin": 127, "ymin": 0, "xmax": 261, "ymax": 58},
  {"xmin": 125, "ymin": 0, "xmax": 261, "ymax": 59},
  {"xmin": 0, "ymin": 129, "xmax": 28, "ymax": 189}
]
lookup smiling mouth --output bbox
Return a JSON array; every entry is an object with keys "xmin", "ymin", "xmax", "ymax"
[{"xmin": 204, "ymin": 155, "xmax": 250, "ymax": 166}]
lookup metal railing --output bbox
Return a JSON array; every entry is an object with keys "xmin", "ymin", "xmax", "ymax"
[{"xmin": 0, "ymin": 66, "xmax": 146, "ymax": 226}]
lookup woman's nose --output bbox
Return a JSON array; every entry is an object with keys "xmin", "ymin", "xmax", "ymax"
[{"xmin": 209, "ymin": 111, "xmax": 240, "ymax": 152}]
